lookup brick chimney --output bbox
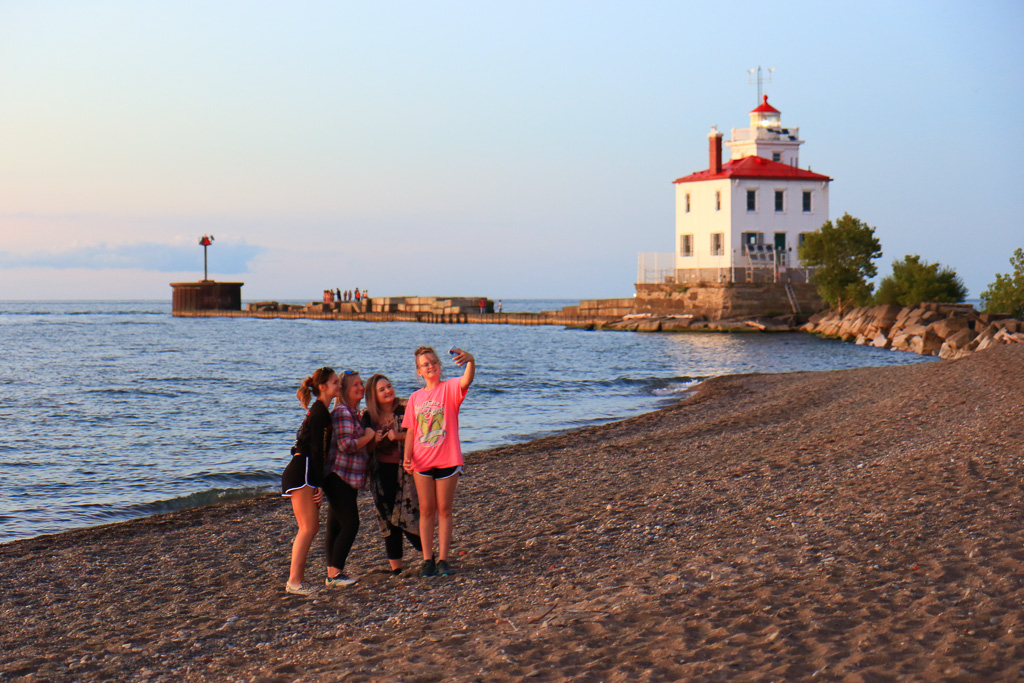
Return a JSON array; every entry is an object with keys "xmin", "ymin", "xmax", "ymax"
[{"xmin": 708, "ymin": 126, "xmax": 723, "ymax": 174}]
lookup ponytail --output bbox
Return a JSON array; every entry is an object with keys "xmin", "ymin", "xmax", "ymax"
[{"xmin": 297, "ymin": 366, "xmax": 335, "ymax": 409}]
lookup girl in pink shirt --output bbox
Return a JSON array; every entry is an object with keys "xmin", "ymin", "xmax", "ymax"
[{"xmin": 402, "ymin": 346, "xmax": 475, "ymax": 577}]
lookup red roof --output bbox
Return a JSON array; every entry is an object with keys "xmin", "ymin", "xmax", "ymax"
[
  {"xmin": 673, "ymin": 154, "xmax": 832, "ymax": 184},
  {"xmin": 752, "ymin": 94, "xmax": 780, "ymax": 114}
]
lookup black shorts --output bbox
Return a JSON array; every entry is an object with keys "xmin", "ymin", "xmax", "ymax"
[{"xmin": 416, "ymin": 465, "xmax": 463, "ymax": 480}]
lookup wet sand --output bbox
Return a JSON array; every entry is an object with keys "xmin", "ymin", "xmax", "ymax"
[{"xmin": 2, "ymin": 344, "xmax": 1023, "ymax": 682}]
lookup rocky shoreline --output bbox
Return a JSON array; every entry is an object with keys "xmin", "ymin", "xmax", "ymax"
[
  {"xmin": 800, "ymin": 303, "xmax": 1024, "ymax": 359},
  {"xmin": 2, "ymin": 344, "xmax": 1023, "ymax": 681}
]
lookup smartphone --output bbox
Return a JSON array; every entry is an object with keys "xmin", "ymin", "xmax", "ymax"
[{"xmin": 448, "ymin": 347, "xmax": 458, "ymax": 359}]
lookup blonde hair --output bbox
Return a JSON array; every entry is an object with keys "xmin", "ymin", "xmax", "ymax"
[
  {"xmin": 414, "ymin": 346, "xmax": 443, "ymax": 385},
  {"xmin": 296, "ymin": 366, "xmax": 335, "ymax": 409},
  {"xmin": 414, "ymin": 346, "xmax": 438, "ymax": 363},
  {"xmin": 339, "ymin": 370, "xmax": 361, "ymax": 405}
]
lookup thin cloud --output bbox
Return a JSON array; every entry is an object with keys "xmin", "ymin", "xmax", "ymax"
[{"xmin": 0, "ymin": 241, "xmax": 265, "ymax": 273}]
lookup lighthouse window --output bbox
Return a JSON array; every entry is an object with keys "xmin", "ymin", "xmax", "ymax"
[
  {"xmin": 685, "ymin": 193, "xmax": 691, "ymax": 213},
  {"xmin": 772, "ymin": 152, "xmax": 781, "ymax": 162},
  {"xmin": 774, "ymin": 191, "xmax": 784, "ymax": 212},
  {"xmin": 715, "ymin": 191, "xmax": 721, "ymax": 211},
  {"xmin": 746, "ymin": 189, "xmax": 757, "ymax": 212},
  {"xmin": 680, "ymin": 234, "xmax": 693, "ymax": 257},
  {"xmin": 802, "ymin": 191, "xmax": 812, "ymax": 212},
  {"xmin": 710, "ymin": 233, "xmax": 724, "ymax": 256}
]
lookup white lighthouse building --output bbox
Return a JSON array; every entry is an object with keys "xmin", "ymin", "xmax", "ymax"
[{"xmin": 670, "ymin": 95, "xmax": 831, "ymax": 284}]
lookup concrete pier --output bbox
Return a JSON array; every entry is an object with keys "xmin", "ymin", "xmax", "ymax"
[
  {"xmin": 171, "ymin": 307, "xmax": 616, "ymax": 327},
  {"xmin": 170, "ymin": 288, "xmax": 817, "ymax": 332}
]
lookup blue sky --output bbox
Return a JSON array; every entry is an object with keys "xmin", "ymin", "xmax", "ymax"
[{"xmin": 1, "ymin": 1, "xmax": 1021, "ymax": 301}]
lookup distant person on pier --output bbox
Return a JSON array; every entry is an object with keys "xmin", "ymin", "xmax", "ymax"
[
  {"xmin": 336, "ymin": 287, "xmax": 342, "ymax": 301},
  {"xmin": 281, "ymin": 366, "xmax": 340, "ymax": 596},
  {"xmin": 362, "ymin": 374, "xmax": 422, "ymax": 574},
  {"xmin": 354, "ymin": 288, "xmax": 361, "ymax": 303},
  {"xmin": 497, "ymin": 300, "xmax": 502, "ymax": 314},
  {"xmin": 478, "ymin": 298, "xmax": 485, "ymax": 314},
  {"xmin": 323, "ymin": 370, "xmax": 377, "ymax": 587},
  {"xmin": 402, "ymin": 346, "xmax": 475, "ymax": 577}
]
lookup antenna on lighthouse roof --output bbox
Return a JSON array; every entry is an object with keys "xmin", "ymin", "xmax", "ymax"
[{"xmin": 747, "ymin": 66, "xmax": 775, "ymax": 104}]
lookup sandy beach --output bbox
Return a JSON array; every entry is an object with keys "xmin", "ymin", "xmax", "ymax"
[{"xmin": 2, "ymin": 343, "xmax": 1023, "ymax": 682}]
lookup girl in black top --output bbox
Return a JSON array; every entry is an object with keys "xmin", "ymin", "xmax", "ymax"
[
  {"xmin": 363, "ymin": 373, "xmax": 422, "ymax": 573},
  {"xmin": 282, "ymin": 366, "xmax": 340, "ymax": 596}
]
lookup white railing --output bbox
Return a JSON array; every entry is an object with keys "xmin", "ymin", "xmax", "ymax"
[{"xmin": 637, "ymin": 252, "xmax": 676, "ymax": 284}]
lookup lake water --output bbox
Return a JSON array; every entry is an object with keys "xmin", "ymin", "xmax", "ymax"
[{"xmin": 0, "ymin": 299, "xmax": 935, "ymax": 543}]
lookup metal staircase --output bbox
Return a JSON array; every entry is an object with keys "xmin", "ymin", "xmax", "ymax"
[{"xmin": 784, "ymin": 283, "xmax": 801, "ymax": 314}]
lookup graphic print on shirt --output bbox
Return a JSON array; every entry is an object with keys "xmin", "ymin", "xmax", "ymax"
[{"xmin": 415, "ymin": 399, "xmax": 446, "ymax": 447}]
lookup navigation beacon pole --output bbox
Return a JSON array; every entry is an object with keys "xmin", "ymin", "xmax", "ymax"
[{"xmin": 199, "ymin": 235, "xmax": 214, "ymax": 281}]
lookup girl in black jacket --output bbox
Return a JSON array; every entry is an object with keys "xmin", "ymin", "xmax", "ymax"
[{"xmin": 281, "ymin": 366, "xmax": 340, "ymax": 596}]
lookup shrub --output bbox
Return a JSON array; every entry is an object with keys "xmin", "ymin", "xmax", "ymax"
[
  {"xmin": 980, "ymin": 247, "xmax": 1024, "ymax": 317},
  {"xmin": 875, "ymin": 255, "xmax": 967, "ymax": 306}
]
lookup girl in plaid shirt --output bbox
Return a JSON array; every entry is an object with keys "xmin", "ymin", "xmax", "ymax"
[{"xmin": 323, "ymin": 371, "xmax": 381, "ymax": 587}]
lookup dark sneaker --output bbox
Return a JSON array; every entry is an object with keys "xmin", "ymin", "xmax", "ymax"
[
  {"xmin": 420, "ymin": 559, "xmax": 437, "ymax": 577},
  {"xmin": 325, "ymin": 574, "xmax": 358, "ymax": 588},
  {"xmin": 436, "ymin": 560, "xmax": 453, "ymax": 577}
]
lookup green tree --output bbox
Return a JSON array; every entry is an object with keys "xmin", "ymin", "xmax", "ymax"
[
  {"xmin": 980, "ymin": 247, "xmax": 1024, "ymax": 318},
  {"xmin": 875, "ymin": 254, "xmax": 967, "ymax": 306},
  {"xmin": 798, "ymin": 213, "xmax": 883, "ymax": 314}
]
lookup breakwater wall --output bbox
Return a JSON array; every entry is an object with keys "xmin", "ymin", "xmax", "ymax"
[
  {"xmin": 801, "ymin": 303, "xmax": 1024, "ymax": 359},
  {"xmin": 173, "ymin": 307, "xmax": 619, "ymax": 327}
]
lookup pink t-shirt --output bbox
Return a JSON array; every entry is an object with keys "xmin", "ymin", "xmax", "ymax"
[{"xmin": 402, "ymin": 377, "xmax": 468, "ymax": 471}]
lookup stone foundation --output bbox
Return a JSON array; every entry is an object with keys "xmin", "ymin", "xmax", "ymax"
[{"xmin": 634, "ymin": 282, "xmax": 823, "ymax": 321}]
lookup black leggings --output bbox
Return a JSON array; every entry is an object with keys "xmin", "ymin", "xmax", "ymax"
[
  {"xmin": 323, "ymin": 473, "xmax": 359, "ymax": 572},
  {"xmin": 378, "ymin": 462, "xmax": 422, "ymax": 560}
]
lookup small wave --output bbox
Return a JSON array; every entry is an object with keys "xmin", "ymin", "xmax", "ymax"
[
  {"xmin": 470, "ymin": 386, "xmax": 510, "ymax": 395},
  {"xmin": 83, "ymin": 387, "xmax": 183, "ymax": 398},
  {"xmin": 651, "ymin": 378, "xmax": 703, "ymax": 397},
  {"xmin": 126, "ymin": 486, "xmax": 273, "ymax": 516},
  {"xmin": 179, "ymin": 470, "xmax": 280, "ymax": 487}
]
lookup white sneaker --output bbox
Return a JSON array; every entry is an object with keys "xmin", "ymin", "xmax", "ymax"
[
  {"xmin": 324, "ymin": 574, "xmax": 358, "ymax": 588},
  {"xmin": 285, "ymin": 581, "xmax": 316, "ymax": 596}
]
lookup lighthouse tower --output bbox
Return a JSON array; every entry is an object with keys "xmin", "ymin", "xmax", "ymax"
[{"xmin": 670, "ymin": 95, "xmax": 831, "ymax": 285}]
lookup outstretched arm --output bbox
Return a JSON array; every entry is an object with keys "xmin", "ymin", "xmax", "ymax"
[{"xmin": 452, "ymin": 349, "xmax": 475, "ymax": 389}]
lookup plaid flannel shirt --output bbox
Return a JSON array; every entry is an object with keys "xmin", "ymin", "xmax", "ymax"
[{"xmin": 327, "ymin": 402, "xmax": 368, "ymax": 489}]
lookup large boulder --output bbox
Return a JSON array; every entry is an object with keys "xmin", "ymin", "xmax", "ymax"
[
  {"xmin": 910, "ymin": 330, "xmax": 944, "ymax": 356},
  {"xmin": 938, "ymin": 327, "xmax": 977, "ymax": 359},
  {"xmin": 890, "ymin": 333, "xmax": 914, "ymax": 352},
  {"xmin": 900, "ymin": 323, "xmax": 930, "ymax": 338},
  {"xmin": 867, "ymin": 304, "xmax": 902, "ymax": 335},
  {"xmin": 927, "ymin": 316, "xmax": 970, "ymax": 340}
]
